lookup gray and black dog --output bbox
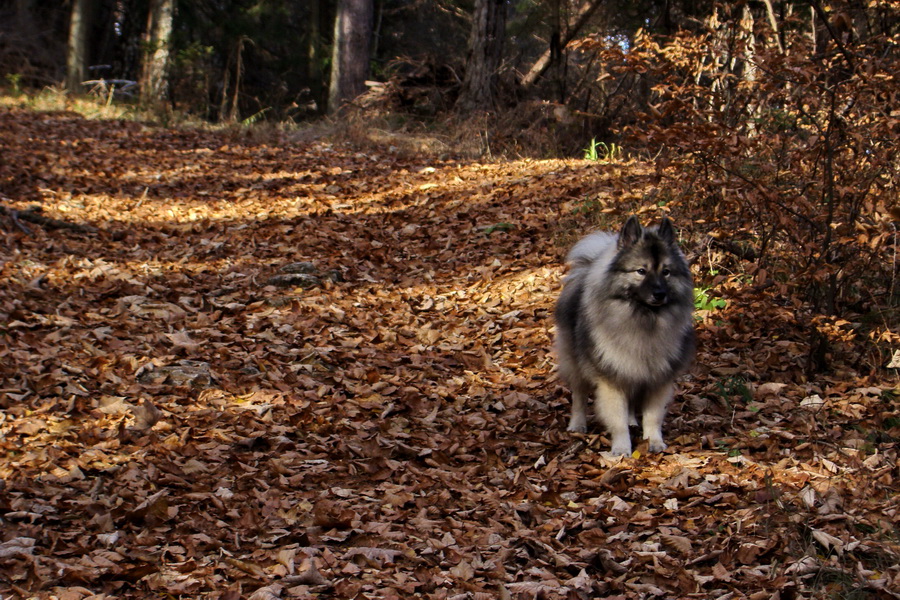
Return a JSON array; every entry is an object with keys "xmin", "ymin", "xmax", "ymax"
[{"xmin": 555, "ymin": 216, "xmax": 695, "ymax": 455}]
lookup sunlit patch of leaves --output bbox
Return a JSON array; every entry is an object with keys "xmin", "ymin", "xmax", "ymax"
[{"xmin": 0, "ymin": 106, "xmax": 898, "ymax": 600}]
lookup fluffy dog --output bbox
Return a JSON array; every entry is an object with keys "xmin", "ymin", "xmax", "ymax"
[{"xmin": 554, "ymin": 216, "xmax": 695, "ymax": 455}]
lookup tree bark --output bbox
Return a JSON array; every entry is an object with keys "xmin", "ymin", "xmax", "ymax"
[
  {"xmin": 139, "ymin": 0, "xmax": 176, "ymax": 108},
  {"xmin": 328, "ymin": 0, "xmax": 374, "ymax": 115},
  {"xmin": 65, "ymin": 0, "xmax": 95, "ymax": 94},
  {"xmin": 761, "ymin": 0, "xmax": 784, "ymax": 53},
  {"xmin": 308, "ymin": 0, "xmax": 325, "ymax": 113},
  {"xmin": 455, "ymin": 0, "xmax": 506, "ymax": 113}
]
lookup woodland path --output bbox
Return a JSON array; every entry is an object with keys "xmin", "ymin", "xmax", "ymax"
[{"xmin": 1, "ymin": 109, "xmax": 898, "ymax": 599}]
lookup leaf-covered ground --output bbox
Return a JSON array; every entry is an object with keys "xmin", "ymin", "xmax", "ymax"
[{"xmin": 1, "ymin": 108, "xmax": 898, "ymax": 600}]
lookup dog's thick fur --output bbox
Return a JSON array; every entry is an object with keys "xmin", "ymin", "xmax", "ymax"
[{"xmin": 554, "ymin": 216, "xmax": 695, "ymax": 455}]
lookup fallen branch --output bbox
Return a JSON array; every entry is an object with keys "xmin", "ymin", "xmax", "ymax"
[
  {"xmin": 0, "ymin": 204, "xmax": 99, "ymax": 234},
  {"xmin": 520, "ymin": 0, "xmax": 606, "ymax": 88}
]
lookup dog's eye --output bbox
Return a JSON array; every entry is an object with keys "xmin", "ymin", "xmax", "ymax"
[
  {"xmin": 636, "ymin": 268, "xmax": 647, "ymax": 275},
  {"xmin": 662, "ymin": 268, "xmax": 671, "ymax": 277}
]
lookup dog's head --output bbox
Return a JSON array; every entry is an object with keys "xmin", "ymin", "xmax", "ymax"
[{"xmin": 614, "ymin": 216, "xmax": 692, "ymax": 309}]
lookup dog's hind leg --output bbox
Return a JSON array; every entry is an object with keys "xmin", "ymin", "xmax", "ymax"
[
  {"xmin": 566, "ymin": 380, "xmax": 591, "ymax": 432},
  {"xmin": 642, "ymin": 383, "xmax": 673, "ymax": 453},
  {"xmin": 594, "ymin": 379, "xmax": 631, "ymax": 456}
]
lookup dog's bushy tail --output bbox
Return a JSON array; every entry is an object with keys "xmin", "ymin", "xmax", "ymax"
[{"xmin": 566, "ymin": 232, "xmax": 617, "ymax": 269}]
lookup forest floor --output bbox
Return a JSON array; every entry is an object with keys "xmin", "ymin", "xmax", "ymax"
[{"xmin": 1, "ymin": 107, "xmax": 899, "ymax": 600}]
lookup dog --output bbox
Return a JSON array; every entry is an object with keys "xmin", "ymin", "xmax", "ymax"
[{"xmin": 554, "ymin": 215, "xmax": 695, "ymax": 455}]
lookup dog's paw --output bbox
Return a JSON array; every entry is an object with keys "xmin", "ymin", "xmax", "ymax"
[
  {"xmin": 566, "ymin": 421, "xmax": 587, "ymax": 433},
  {"xmin": 567, "ymin": 413, "xmax": 587, "ymax": 433},
  {"xmin": 646, "ymin": 438, "xmax": 668, "ymax": 453},
  {"xmin": 609, "ymin": 438, "xmax": 633, "ymax": 457}
]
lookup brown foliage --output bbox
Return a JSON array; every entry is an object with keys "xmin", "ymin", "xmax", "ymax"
[
  {"xmin": 0, "ymin": 104, "xmax": 898, "ymax": 600},
  {"xmin": 576, "ymin": 0, "xmax": 899, "ymax": 373}
]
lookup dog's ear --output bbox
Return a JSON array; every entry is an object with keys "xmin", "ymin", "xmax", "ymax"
[
  {"xmin": 618, "ymin": 215, "xmax": 643, "ymax": 249},
  {"xmin": 657, "ymin": 217, "xmax": 676, "ymax": 244}
]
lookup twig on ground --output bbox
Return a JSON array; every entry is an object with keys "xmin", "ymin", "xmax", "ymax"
[{"xmin": 0, "ymin": 204, "xmax": 98, "ymax": 234}]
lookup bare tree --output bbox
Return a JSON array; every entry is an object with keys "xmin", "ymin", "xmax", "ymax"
[
  {"xmin": 65, "ymin": 0, "xmax": 95, "ymax": 93},
  {"xmin": 307, "ymin": 0, "xmax": 325, "ymax": 112},
  {"xmin": 328, "ymin": 0, "xmax": 374, "ymax": 115},
  {"xmin": 140, "ymin": 0, "xmax": 175, "ymax": 108},
  {"xmin": 455, "ymin": 0, "xmax": 506, "ymax": 113}
]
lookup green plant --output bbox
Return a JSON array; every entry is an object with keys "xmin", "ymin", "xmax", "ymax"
[
  {"xmin": 583, "ymin": 138, "xmax": 622, "ymax": 162},
  {"xmin": 694, "ymin": 286, "xmax": 727, "ymax": 312},
  {"xmin": 241, "ymin": 108, "xmax": 271, "ymax": 126},
  {"xmin": 482, "ymin": 222, "xmax": 514, "ymax": 234},
  {"xmin": 5, "ymin": 73, "xmax": 22, "ymax": 95},
  {"xmin": 572, "ymin": 198, "xmax": 602, "ymax": 216},
  {"xmin": 716, "ymin": 376, "xmax": 753, "ymax": 409}
]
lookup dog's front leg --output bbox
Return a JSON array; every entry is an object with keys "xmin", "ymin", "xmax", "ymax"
[
  {"xmin": 595, "ymin": 379, "xmax": 631, "ymax": 456},
  {"xmin": 642, "ymin": 383, "xmax": 673, "ymax": 453}
]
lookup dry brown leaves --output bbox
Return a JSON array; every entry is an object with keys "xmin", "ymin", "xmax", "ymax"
[{"xmin": 1, "ymin": 108, "xmax": 898, "ymax": 600}]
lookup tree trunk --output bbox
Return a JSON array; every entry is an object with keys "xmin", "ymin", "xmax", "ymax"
[
  {"xmin": 761, "ymin": 0, "xmax": 784, "ymax": 53},
  {"xmin": 308, "ymin": 0, "xmax": 325, "ymax": 113},
  {"xmin": 455, "ymin": 0, "xmax": 506, "ymax": 113},
  {"xmin": 521, "ymin": 0, "xmax": 605, "ymax": 89},
  {"xmin": 328, "ymin": 0, "xmax": 374, "ymax": 115},
  {"xmin": 139, "ymin": 0, "xmax": 176, "ymax": 108},
  {"xmin": 65, "ymin": 0, "xmax": 95, "ymax": 94}
]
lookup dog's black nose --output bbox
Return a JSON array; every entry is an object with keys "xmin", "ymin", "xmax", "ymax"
[{"xmin": 651, "ymin": 290, "xmax": 668, "ymax": 305}]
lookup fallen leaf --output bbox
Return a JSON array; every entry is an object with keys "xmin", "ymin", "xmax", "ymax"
[
  {"xmin": 248, "ymin": 584, "xmax": 283, "ymax": 600},
  {"xmin": 661, "ymin": 534, "xmax": 693, "ymax": 554},
  {"xmin": 131, "ymin": 400, "xmax": 162, "ymax": 430}
]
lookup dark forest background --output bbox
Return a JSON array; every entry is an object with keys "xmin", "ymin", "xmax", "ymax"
[
  {"xmin": 1, "ymin": 0, "xmax": 681, "ymax": 123},
  {"xmin": 1, "ymin": 1, "xmax": 896, "ymax": 158},
  {"xmin": 12, "ymin": 1, "xmax": 891, "ymax": 148},
  {"xmin": 1, "ymin": 0, "xmax": 898, "ymax": 370}
]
